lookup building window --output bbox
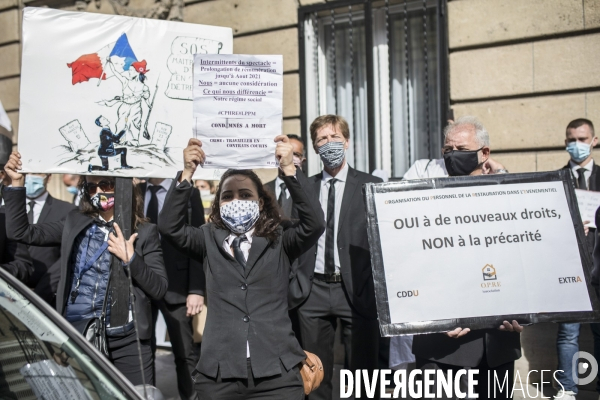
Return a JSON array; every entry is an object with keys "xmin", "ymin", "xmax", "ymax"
[{"xmin": 299, "ymin": 0, "xmax": 449, "ymax": 177}]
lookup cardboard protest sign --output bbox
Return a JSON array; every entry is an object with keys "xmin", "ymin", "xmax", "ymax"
[
  {"xmin": 364, "ymin": 171, "xmax": 600, "ymax": 336},
  {"xmin": 193, "ymin": 54, "xmax": 283, "ymax": 169},
  {"xmin": 18, "ymin": 7, "xmax": 232, "ymax": 179}
]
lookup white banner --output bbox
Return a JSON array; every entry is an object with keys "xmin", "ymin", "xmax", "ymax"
[
  {"xmin": 575, "ymin": 188, "xmax": 600, "ymax": 229},
  {"xmin": 374, "ymin": 181, "xmax": 592, "ymax": 325},
  {"xmin": 18, "ymin": 7, "xmax": 232, "ymax": 179},
  {"xmin": 193, "ymin": 54, "xmax": 283, "ymax": 169}
]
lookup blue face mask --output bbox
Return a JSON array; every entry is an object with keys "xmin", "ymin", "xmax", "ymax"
[
  {"xmin": 25, "ymin": 175, "xmax": 46, "ymax": 199},
  {"xmin": 66, "ymin": 186, "xmax": 79, "ymax": 196},
  {"xmin": 566, "ymin": 141, "xmax": 592, "ymax": 163}
]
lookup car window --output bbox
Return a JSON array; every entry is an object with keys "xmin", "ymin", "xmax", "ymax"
[{"xmin": 0, "ymin": 278, "xmax": 135, "ymax": 400}]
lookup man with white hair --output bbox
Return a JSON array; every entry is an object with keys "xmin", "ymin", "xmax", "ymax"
[
  {"xmin": 406, "ymin": 117, "xmax": 522, "ymax": 399},
  {"xmin": 403, "ymin": 116, "xmax": 508, "ymax": 179}
]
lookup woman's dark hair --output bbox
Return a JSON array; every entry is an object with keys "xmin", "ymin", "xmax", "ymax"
[
  {"xmin": 208, "ymin": 169, "xmax": 281, "ymax": 242},
  {"xmin": 78, "ymin": 176, "xmax": 148, "ymax": 230}
]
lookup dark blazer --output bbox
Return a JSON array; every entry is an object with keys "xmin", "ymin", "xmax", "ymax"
[
  {"xmin": 28, "ymin": 194, "xmax": 75, "ymax": 289},
  {"xmin": 98, "ymin": 127, "xmax": 126, "ymax": 157},
  {"xmin": 264, "ymin": 178, "xmax": 293, "ymax": 218},
  {"xmin": 590, "ymin": 206, "xmax": 600, "ymax": 299},
  {"xmin": 141, "ymin": 182, "xmax": 206, "ymax": 303},
  {"xmin": 562, "ymin": 162, "xmax": 600, "ymax": 258},
  {"xmin": 0, "ymin": 206, "xmax": 33, "ymax": 282},
  {"xmin": 158, "ymin": 169, "xmax": 324, "ymax": 379},
  {"xmin": 3, "ymin": 186, "xmax": 168, "ymax": 340},
  {"xmin": 289, "ymin": 166, "xmax": 382, "ymax": 320}
]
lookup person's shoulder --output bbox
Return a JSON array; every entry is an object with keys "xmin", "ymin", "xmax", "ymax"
[
  {"xmin": 47, "ymin": 195, "xmax": 77, "ymax": 212},
  {"xmin": 351, "ymin": 167, "xmax": 382, "ymax": 183}
]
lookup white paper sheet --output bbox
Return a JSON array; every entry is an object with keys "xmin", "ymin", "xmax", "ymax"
[
  {"xmin": 374, "ymin": 181, "xmax": 592, "ymax": 324},
  {"xmin": 192, "ymin": 54, "xmax": 283, "ymax": 169},
  {"xmin": 18, "ymin": 7, "xmax": 232, "ymax": 179},
  {"xmin": 575, "ymin": 188, "xmax": 600, "ymax": 229}
]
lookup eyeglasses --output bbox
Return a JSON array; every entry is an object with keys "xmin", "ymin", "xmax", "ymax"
[{"xmin": 85, "ymin": 180, "xmax": 115, "ymax": 194}]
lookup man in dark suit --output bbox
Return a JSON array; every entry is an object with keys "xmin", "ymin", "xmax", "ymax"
[
  {"xmin": 0, "ymin": 168, "xmax": 33, "ymax": 282},
  {"xmin": 412, "ymin": 116, "xmax": 522, "ymax": 399},
  {"xmin": 555, "ymin": 118, "xmax": 600, "ymax": 400},
  {"xmin": 21, "ymin": 173, "xmax": 75, "ymax": 304},
  {"xmin": 291, "ymin": 115, "xmax": 382, "ymax": 400},
  {"xmin": 142, "ymin": 178, "xmax": 205, "ymax": 400},
  {"xmin": 88, "ymin": 115, "xmax": 133, "ymax": 172},
  {"xmin": 264, "ymin": 134, "xmax": 306, "ymax": 219}
]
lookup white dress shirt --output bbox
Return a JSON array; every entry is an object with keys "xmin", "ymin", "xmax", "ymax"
[
  {"xmin": 222, "ymin": 228, "xmax": 254, "ymax": 358},
  {"xmin": 143, "ymin": 179, "xmax": 173, "ymax": 217},
  {"xmin": 570, "ymin": 160, "xmax": 594, "ymax": 190},
  {"xmin": 403, "ymin": 159, "xmax": 448, "ymax": 180},
  {"xmin": 314, "ymin": 163, "xmax": 349, "ymax": 274},
  {"xmin": 25, "ymin": 191, "xmax": 48, "ymax": 224}
]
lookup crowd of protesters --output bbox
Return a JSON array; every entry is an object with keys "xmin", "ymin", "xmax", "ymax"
[{"xmin": 1, "ymin": 114, "xmax": 599, "ymax": 400}]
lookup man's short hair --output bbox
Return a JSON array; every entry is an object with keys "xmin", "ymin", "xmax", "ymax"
[
  {"xmin": 566, "ymin": 118, "xmax": 595, "ymax": 137},
  {"xmin": 95, "ymin": 116, "xmax": 103, "ymax": 127},
  {"xmin": 309, "ymin": 115, "xmax": 350, "ymax": 144},
  {"xmin": 443, "ymin": 116, "xmax": 490, "ymax": 148}
]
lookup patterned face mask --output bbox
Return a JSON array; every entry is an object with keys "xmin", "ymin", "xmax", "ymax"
[
  {"xmin": 90, "ymin": 193, "xmax": 115, "ymax": 212},
  {"xmin": 220, "ymin": 200, "xmax": 260, "ymax": 234},
  {"xmin": 317, "ymin": 141, "xmax": 346, "ymax": 169}
]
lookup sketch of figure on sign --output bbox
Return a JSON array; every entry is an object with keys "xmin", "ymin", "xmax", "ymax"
[{"xmin": 18, "ymin": 7, "xmax": 233, "ymax": 178}]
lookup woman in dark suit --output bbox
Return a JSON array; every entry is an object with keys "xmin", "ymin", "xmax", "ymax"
[
  {"xmin": 158, "ymin": 136, "xmax": 324, "ymax": 399},
  {"xmin": 3, "ymin": 151, "xmax": 167, "ymax": 386}
]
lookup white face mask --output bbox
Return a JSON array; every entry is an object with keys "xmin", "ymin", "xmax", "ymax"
[
  {"xmin": 220, "ymin": 200, "xmax": 260, "ymax": 234},
  {"xmin": 199, "ymin": 190, "xmax": 214, "ymax": 202}
]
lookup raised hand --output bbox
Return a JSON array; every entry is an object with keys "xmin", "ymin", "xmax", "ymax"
[
  {"xmin": 181, "ymin": 138, "xmax": 205, "ymax": 183},
  {"xmin": 4, "ymin": 152, "xmax": 25, "ymax": 187},
  {"xmin": 274, "ymin": 135, "xmax": 296, "ymax": 176}
]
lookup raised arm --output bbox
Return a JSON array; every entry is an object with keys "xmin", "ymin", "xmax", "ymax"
[
  {"xmin": 158, "ymin": 139, "xmax": 208, "ymax": 261},
  {"xmin": 3, "ymin": 153, "xmax": 65, "ymax": 246},
  {"xmin": 281, "ymin": 169, "xmax": 325, "ymax": 260},
  {"xmin": 273, "ymin": 136, "xmax": 325, "ymax": 260}
]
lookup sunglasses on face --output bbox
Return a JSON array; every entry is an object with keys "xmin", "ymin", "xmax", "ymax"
[{"xmin": 85, "ymin": 180, "xmax": 115, "ymax": 194}]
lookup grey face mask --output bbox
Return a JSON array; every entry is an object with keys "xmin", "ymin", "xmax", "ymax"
[{"xmin": 317, "ymin": 141, "xmax": 346, "ymax": 169}]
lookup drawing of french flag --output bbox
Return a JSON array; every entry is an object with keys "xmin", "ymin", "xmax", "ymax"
[{"xmin": 67, "ymin": 33, "xmax": 138, "ymax": 85}]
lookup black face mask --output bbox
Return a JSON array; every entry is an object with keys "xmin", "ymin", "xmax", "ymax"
[{"xmin": 443, "ymin": 147, "xmax": 483, "ymax": 176}]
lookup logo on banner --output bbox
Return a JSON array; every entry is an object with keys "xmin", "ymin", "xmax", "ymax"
[{"xmin": 482, "ymin": 264, "xmax": 497, "ymax": 281}]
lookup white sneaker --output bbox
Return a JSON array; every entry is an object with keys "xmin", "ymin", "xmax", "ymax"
[{"xmin": 553, "ymin": 390, "xmax": 576, "ymax": 400}]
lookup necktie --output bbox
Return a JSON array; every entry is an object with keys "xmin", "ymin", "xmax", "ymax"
[
  {"xmin": 232, "ymin": 235, "xmax": 248, "ymax": 268},
  {"xmin": 278, "ymin": 182, "xmax": 287, "ymax": 207},
  {"xmin": 577, "ymin": 168, "xmax": 587, "ymax": 190},
  {"xmin": 147, "ymin": 185, "xmax": 162, "ymax": 224},
  {"xmin": 27, "ymin": 200, "xmax": 35, "ymax": 224},
  {"xmin": 324, "ymin": 178, "xmax": 338, "ymax": 275}
]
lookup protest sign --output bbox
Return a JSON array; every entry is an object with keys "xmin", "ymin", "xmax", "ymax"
[
  {"xmin": 193, "ymin": 54, "xmax": 283, "ymax": 169},
  {"xmin": 18, "ymin": 7, "xmax": 232, "ymax": 179},
  {"xmin": 575, "ymin": 188, "xmax": 600, "ymax": 229},
  {"xmin": 364, "ymin": 171, "xmax": 600, "ymax": 336}
]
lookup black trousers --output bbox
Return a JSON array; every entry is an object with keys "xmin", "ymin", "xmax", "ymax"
[
  {"xmin": 297, "ymin": 279, "xmax": 380, "ymax": 400},
  {"xmin": 107, "ymin": 329, "xmax": 153, "ymax": 386},
  {"xmin": 193, "ymin": 358, "xmax": 304, "ymax": 400},
  {"xmin": 151, "ymin": 300, "xmax": 199, "ymax": 400},
  {"xmin": 416, "ymin": 357, "xmax": 515, "ymax": 400}
]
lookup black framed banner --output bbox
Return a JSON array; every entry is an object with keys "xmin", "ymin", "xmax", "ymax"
[{"xmin": 364, "ymin": 170, "xmax": 600, "ymax": 336}]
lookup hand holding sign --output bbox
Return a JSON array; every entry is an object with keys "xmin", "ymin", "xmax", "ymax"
[
  {"xmin": 274, "ymin": 135, "xmax": 295, "ymax": 176},
  {"xmin": 181, "ymin": 138, "xmax": 206, "ymax": 183},
  {"xmin": 4, "ymin": 152, "xmax": 24, "ymax": 187}
]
